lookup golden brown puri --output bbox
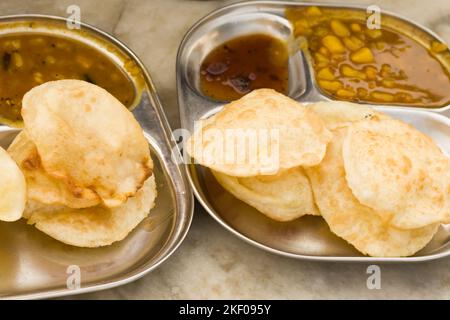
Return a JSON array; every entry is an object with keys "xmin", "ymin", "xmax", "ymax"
[
  {"xmin": 8, "ymin": 131, "xmax": 101, "ymax": 209},
  {"xmin": 25, "ymin": 175, "xmax": 157, "ymax": 248},
  {"xmin": 212, "ymin": 167, "xmax": 319, "ymax": 222},
  {"xmin": 309, "ymin": 100, "xmax": 390, "ymax": 130},
  {"xmin": 0, "ymin": 146, "xmax": 26, "ymax": 222},
  {"xmin": 21, "ymin": 80, "xmax": 153, "ymax": 208},
  {"xmin": 187, "ymin": 89, "xmax": 332, "ymax": 177},
  {"xmin": 5, "ymin": 79, "xmax": 158, "ymax": 247},
  {"xmin": 343, "ymin": 117, "xmax": 450, "ymax": 229},
  {"xmin": 188, "ymin": 88, "xmax": 447, "ymax": 256},
  {"xmin": 305, "ymin": 127, "xmax": 438, "ymax": 257}
]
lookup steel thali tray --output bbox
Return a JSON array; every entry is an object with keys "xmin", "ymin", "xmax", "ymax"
[
  {"xmin": 176, "ymin": 1, "xmax": 450, "ymax": 262},
  {"xmin": 0, "ymin": 15, "xmax": 193, "ymax": 299}
]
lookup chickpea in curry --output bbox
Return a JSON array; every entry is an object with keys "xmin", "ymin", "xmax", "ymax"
[{"xmin": 0, "ymin": 33, "xmax": 135, "ymax": 124}]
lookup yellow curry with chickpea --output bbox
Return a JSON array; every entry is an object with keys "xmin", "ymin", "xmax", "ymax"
[
  {"xmin": 0, "ymin": 33, "xmax": 135, "ymax": 124},
  {"xmin": 286, "ymin": 6, "xmax": 450, "ymax": 108}
]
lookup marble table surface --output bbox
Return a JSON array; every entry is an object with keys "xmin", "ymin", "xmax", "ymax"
[{"xmin": 1, "ymin": 0, "xmax": 449, "ymax": 299}]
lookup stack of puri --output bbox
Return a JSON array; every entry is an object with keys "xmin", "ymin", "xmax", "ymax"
[
  {"xmin": 187, "ymin": 89, "xmax": 332, "ymax": 221},
  {"xmin": 6, "ymin": 80, "xmax": 157, "ymax": 247},
  {"xmin": 186, "ymin": 89, "xmax": 450, "ymax": 257}
]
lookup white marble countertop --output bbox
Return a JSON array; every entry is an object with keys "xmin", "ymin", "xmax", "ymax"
[{"xmin": 1, "ymin": 0, "xmax": 449, "ymax": 299}]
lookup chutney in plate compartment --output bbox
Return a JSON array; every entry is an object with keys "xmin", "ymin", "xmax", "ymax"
[
  {"xmin": 0, "ymin": 33, "xmax": 135, "ymax": 125},
  {"xmin": 286, "ymin": 6, "xmax": 450, "ymax": 108},
  {"xmin": 199, "ymin": 34, "xmax": 289, "ymax": 101}
]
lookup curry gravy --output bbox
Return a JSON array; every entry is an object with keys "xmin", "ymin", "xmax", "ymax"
[
  {"xmin": 200, "ymin": 34, "xmax": 289, "ymax": 101},
  {"xmin": 0, "ymin": 33, "xmax": 135, "ymax": 124},
  {"xmin": 286, "ymin": 6, "xmax": 450, "ymax": 108}
]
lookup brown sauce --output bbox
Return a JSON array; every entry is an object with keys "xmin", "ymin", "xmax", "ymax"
[{"xmin": 199, "ymin": 34, "xmax": 289, "ymax": 101}]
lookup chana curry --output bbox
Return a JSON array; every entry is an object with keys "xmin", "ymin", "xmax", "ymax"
[
  {"xmin": 0, "ymin": 33, "xmax": 135, "ymax": 124},
  {"xmin": 286, "ymin": 6, "xmax": 450, "ymax": 108},
  {"xmin": 200, "ymin": 34, "xmax": 289, "ymax": 101}
]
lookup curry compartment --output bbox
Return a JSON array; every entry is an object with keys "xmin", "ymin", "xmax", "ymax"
[
  {"xmin": 178, "ymin": 11, "xmax": 307, "ymax": 103},
  {"xmin": 176, "ymin": 1, "xmax": 450, "ymax": 263},
  {"xmin": 0, "ymin": 16, "xmax": 145, "ymax": 127},
  {"xmin": 178, "ymin": 1, "xmax": 450, "ymax": 114},
  {"xmin": 285, "ymin": 6, "xmax": 450, "ymax": 109},
  {"xmin": 0, "ymin": 15, "xmax": 193, "ymax": 299}
]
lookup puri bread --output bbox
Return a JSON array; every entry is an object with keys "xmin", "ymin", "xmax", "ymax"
[
  {"xmin": 25, "ymin": 175, "xmax": 157, "ymax": 247},
  {"xmin": 0, "ymin": 145, "xmax": 26, "ymax": 221},
  {"xmin": 21, "ymin": 80, "xmax": 153, "ymax": 208},
  {"xmin": 212, "ymin": 167, "xmax": 319, "ymax": 222},
  {"xmin": 186, "ymin": 89, "xmax": 332, "ymax": 176},
  {"xmin": 343, "ymin": 118, "xmax": 450, "ymax": 229},
  {"xmin": 305, "ymin": 128, "xmax": 438, "ymax": 257},
  {"xmin": 309, "ymin": 100, "xmax": 389, "ymax": 129},
  {"xmin": 8, "ymin": 131, "xmax": 100, "ymax": 208}
]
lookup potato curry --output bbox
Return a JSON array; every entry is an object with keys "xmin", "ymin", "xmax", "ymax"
[
  {"xmin": 286, "ymin": 6, "xmax": 450, "ymax": 107},
  {"xmin": 0, "ymin": 33, "xmax": 135, "ymax": 124}
]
